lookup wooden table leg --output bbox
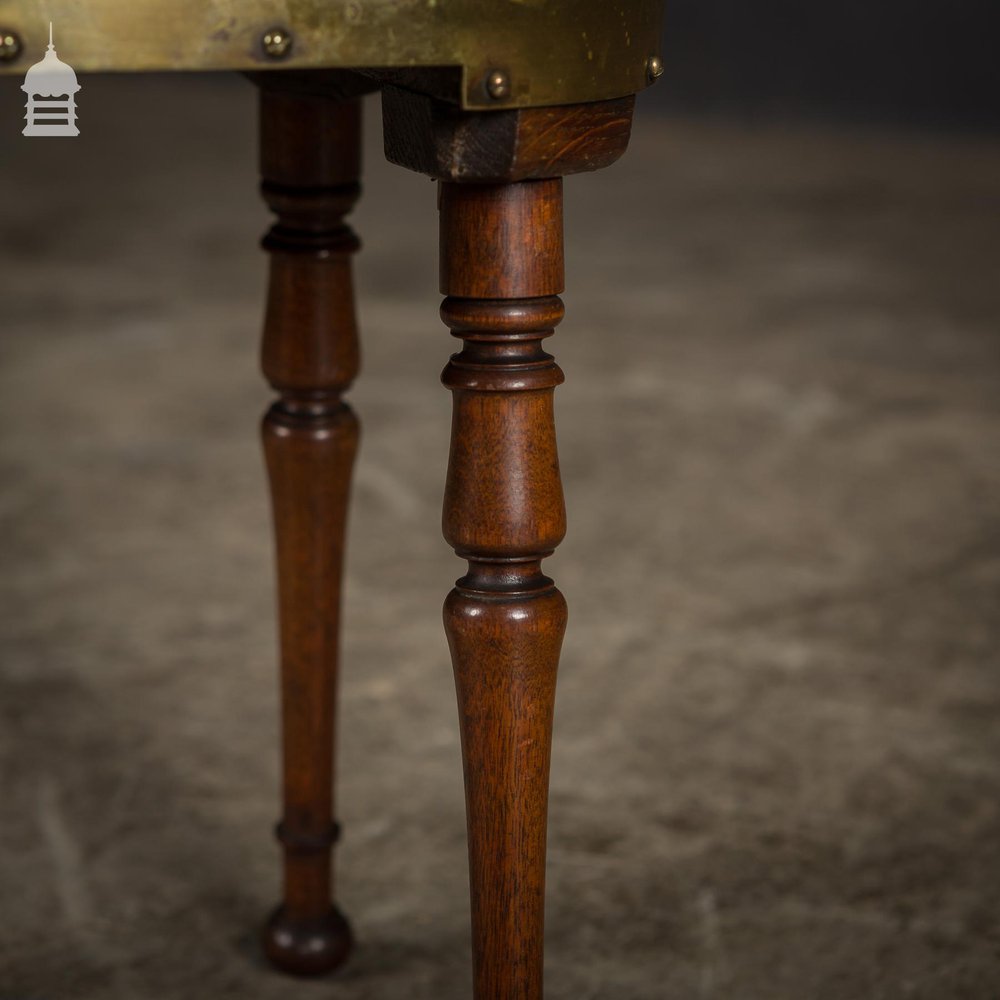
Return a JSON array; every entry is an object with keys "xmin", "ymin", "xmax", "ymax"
[
  {"xmin": 256, "ymin": 85, "xmax": 361, "ymax": 976},
  {"xmin": 439, "ymin": 179, "xmax": 568, "ymax": 1000}
]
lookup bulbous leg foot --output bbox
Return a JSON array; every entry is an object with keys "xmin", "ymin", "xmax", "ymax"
[{"xmin": 261, "ymin": 904, "xmax": 353, "ymax": 976}]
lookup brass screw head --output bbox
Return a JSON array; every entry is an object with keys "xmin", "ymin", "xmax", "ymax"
[
  {"xmin": 261, "ymin": 27, "xmax": 293, "ymax": 59},
  {"xmin": 486, "ymin": 69, "xmax": 510, "ymax": 100},
  {"xmin": 0, "ymin": 28, "xmax": 22, "ymax": 62},
  {"xmin": 647, "ymin": 55, "xmax": 664, "ymax": 82}
]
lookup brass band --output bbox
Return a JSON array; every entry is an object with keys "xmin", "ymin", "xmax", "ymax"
[{"xmin": 0, "ymin": 0, "xmax": 665, "ymax": 109}]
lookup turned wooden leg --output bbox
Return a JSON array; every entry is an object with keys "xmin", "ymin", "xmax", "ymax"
[
  {"xmin": 256, "ymin": 86, "xmax": 361, "ymax": 975},
  {"xmin": 439, "ymin": 179, "xmax": 567, "ymax": 1000}
]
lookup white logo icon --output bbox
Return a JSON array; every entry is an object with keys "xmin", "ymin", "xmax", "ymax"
[{"xmin": 21, "ymin": 23, "xmax": 80, "ymax": 137}]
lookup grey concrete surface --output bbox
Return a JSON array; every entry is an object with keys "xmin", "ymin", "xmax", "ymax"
[{"xmin": 0, "ymin": 76, "xmax": 998, "ymax": 999}]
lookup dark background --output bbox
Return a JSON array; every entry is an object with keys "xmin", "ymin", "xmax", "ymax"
[{"xmin": 651, "ymin": 0, "xmax": 1000, "ymax": 129}]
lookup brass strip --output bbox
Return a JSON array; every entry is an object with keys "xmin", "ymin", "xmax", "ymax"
[{"xmin": 0, "ymin": 0, "xmax": 665, "ymax": 109}]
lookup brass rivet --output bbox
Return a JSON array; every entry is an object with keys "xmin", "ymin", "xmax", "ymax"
[
  {"xmin": 0, "ymin": 28, "xmax": 22, "ymax": 62},
  {"xmin": 647, "ymin": 55, "xmax": 664, "ymax": 82},
  {"xmin": 485, "ymin": 69, "xmax": 510, "ymax": 100},
  {"xmin": 261, "ymin": 27, "xmax": 293, "ymax": 59}
]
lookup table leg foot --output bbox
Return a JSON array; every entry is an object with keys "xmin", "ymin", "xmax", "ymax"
[{"xmin": 261, "ymin": 903, "xmax": 353, "ymax": 976}]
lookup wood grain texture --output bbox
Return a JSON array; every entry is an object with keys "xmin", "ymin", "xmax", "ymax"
[
  {"xmin": 439, "ymin": 181, "xmax": 564, "ymax": 299},
  {"xmin": 256, "ymin": 84, "xmax": 361, "ymax": 976},
  {"xmin": 384, "ymin": 86, "xmax": 635, "ymax": 182},
  {"xmin": 439, "ymin": 179, "xmax": 568, "ymax": 1000}
]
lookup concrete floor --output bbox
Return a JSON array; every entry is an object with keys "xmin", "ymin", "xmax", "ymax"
[{"xmin": 0, "ymin": 76, "xmax": 998, "ymax": 999}]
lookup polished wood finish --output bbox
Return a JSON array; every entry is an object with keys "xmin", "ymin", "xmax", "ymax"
[
  {"xmin": 254, "ymin": 88, "xmax": 638, "ymax": 993},
  {"xmin": 383, "ymin": 87, "xmax": 635, "ymax": 182},
  {"xmin": 439, "ymin": 178, "xmax": 567, "ymax": 1000},
  {"xmin": 257, "ymin": 85, "xmax": 361, "ymax": 976}
]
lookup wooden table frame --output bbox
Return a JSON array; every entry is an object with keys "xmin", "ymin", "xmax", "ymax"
[
  {"xmin": 1, "ymin": 4, "xmax": 665, "ymax": 985},
  {"xmin": 254, "ymin": 76, "xmax": 641, "ymax": 1000}
]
